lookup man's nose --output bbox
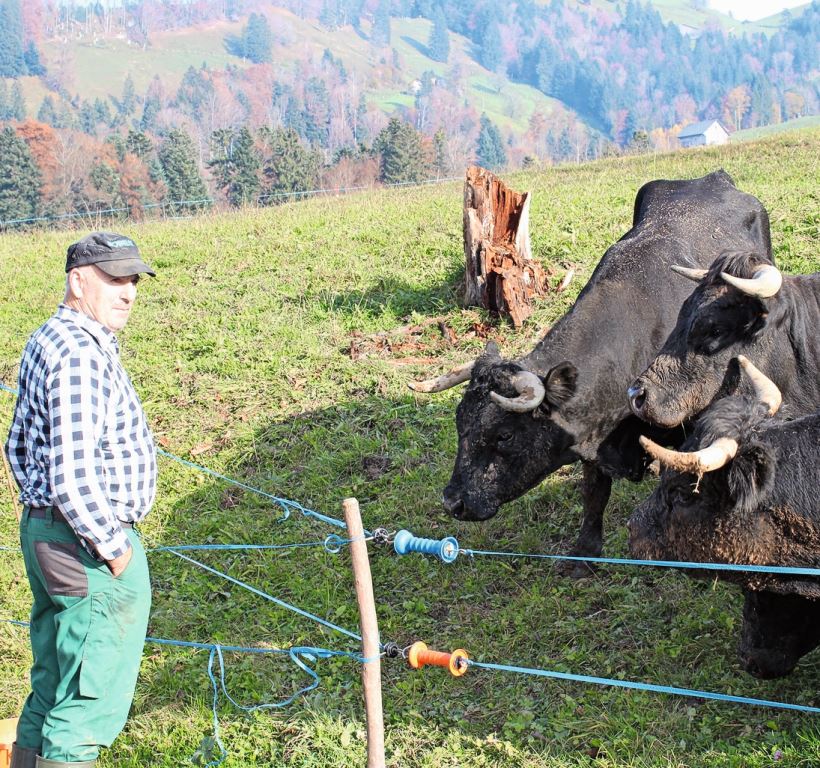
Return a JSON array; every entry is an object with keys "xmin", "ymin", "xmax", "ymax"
[{"xmin": 121, "ymin": 281, "xmax": 137, "ymax": 303}]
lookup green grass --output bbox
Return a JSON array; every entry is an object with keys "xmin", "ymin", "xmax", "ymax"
[
  {"xmin": 732, "ymin": 115, "xmax": 820, "ymax": 143},
  {"xmin": 0, "ymin": 128, "xmax": 819, "ymax": 767}
]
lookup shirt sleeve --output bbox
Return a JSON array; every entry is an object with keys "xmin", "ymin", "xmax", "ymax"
[
  {"xmin": 4, "ymin": 401, "xmax": 26, "ymax": 493},
  {"xmin": 47, "ymin": 348, "xmax": 131, "ymax": 561},
  {"xmin": 5, "ymin": 359, "xmax": 33, "ymax": 492}
]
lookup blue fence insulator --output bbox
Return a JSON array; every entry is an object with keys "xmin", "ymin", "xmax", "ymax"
[{"xmin": 393, "ymin": 530, "xmax": 459, "ymax": 563}]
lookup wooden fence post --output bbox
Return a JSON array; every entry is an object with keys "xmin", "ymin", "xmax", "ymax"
[{"xmin": 343, "ymin": 498, "xmax": 386, "ymax": 768}]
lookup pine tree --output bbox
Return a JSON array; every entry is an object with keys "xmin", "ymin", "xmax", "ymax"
[
  {"xmin": 0, "ymin": 125, "xmax": 42, "ymax": 223},
  {"xmin": 126, "ymin": 129, "xmax": 153, "ymax": 159},
  {"xmin": 433, "ymin": 128, "xmax": 449, "ymax": 177},
  {"xmin": 12, "ymin": 82, "xmax": 26, "ymax": 121},
  {"xmin": 258, "ymin": 126, "xmax": 320, "ymax": 202},
  {"xmin": 0, "ymin": 0, "xmax": 26, "ymax": 77},
  {"xmin": 79, "ymin": 101, "xmax": 97, "ymax": 135},
  {"xmin": 241, "ymin": 13, "xmax": 273, "ymax": 64},
  {"xmin": 209, "ymin": 126, "xmax": 261, "ymax": 207},
  {"xmin": 23, "ymin": 40, "xmax": 46, "ymax": 76},
  {"xmin": 478, "ymin": 17, "xmax": 502, "ymax": 72},
  {"xmin": 372, "ymin": 0, "xmax": 391, "ymax": 46},
  {"xmin": 428, "ymin": 5, "xmax": 449, "ymax": 63},
  {"xmin": 37, "ymin": 96, "xmax": 58, "ymax": 126},
  {"xmin": 113, "ymin": 75, "xmax": 139, "ymax": 118},
  {"xmin": 476, "ymin": 114, "xmax": 506, "ymax": 170},
  {"xmin": 375, "ymin": 118, "xmax": 428, "ymax": 184},
  {"xmin": 0, "ymin": 80, "xmax": 8, "ymax": 121},
  {"xmin": 158, "ymin": 128, "xmax": 209, "ymax": 212}
]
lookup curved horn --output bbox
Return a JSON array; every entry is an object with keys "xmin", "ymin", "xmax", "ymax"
[
  {"xmin": 408, "ymin": 360, "xmax": 475, "ymax": 393},
  {"xmin": 639, "ymin": 435, "xmax": 739, "ymax": 475},
  {"xmin": 720, "ymin": 264, "xmax": 782, "ymax": 298},
  {"xmin": 671, "ymin": 265, "xmax": 708, "ymax": 282},
  {"xmin": 737, "ymin": 355, "xmax": 782, "ymax": 415},
  {"xmin": 490, "ymin": 370, "xmax": 546, "ymax": 413}
]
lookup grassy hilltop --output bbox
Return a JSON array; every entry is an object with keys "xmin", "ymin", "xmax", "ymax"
[{"xmin": 0, "ymin": 128, "xmax": 819, "ymax": 767}]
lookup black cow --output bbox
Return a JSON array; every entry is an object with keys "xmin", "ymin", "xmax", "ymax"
[
  {"xmin": 628, "ymin": 251, "xmax": 820, "ymax": 428},
  {"xmin": 629, "ymin": 361, "xmax": 820, "ymax": 679},
  {"xmin": 412, "ymin": 171, "xmax": 772, "ymax": 575}
]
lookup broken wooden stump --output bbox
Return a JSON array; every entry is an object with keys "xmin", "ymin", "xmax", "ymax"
[{"xmin": 462, "ymin": 165, "xmax": 548, "ymax": 328}]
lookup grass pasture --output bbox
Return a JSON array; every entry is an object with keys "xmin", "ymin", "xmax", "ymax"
[{"xmin": 0, "ymin": 129, "xmax": 819, "ymax": 767}]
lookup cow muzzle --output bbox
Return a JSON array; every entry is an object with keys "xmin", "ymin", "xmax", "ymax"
[{"xmin": 627, "ymin": 381, "xmax": 647, "ymax": 417}]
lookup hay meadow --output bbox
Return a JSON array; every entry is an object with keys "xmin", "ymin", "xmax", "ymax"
[{"xmin": 0, "ymin": 128, "xmax": 818, "ymax": 767}]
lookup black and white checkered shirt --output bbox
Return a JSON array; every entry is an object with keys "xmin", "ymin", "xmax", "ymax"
[{"xmin": 5, "ymin": 304, "xmax": 157, "ymax": 560}]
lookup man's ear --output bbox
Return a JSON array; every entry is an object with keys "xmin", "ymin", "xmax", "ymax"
[
  {"xmin": 544, "ymin": 361, "xmax": 578, "ymax": 408},
  {"xmin": 67, "ymin": 268, "xmax": 84, "ymax": 299}
]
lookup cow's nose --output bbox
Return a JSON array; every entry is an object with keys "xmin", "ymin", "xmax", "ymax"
[
  {"xmin": 442, "ymin": 491, "xmax": 464, "ymax": 518},
  {"xmin": 628, "ymin": 382, "xmax": 647, "ymax": 415}
]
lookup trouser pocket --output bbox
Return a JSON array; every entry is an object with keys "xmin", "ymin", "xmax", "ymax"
[
  {"xmin": 78, "ymin": 592, "xmax": 118, "ymax": 699},
  {"xmin": 33, "ymin": 541, "xmax": 89, "ymax": 597}
]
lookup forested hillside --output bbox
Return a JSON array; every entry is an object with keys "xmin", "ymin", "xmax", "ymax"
[{"xmin": 0, "ymin": 0, "xmax": 817, "ymax": 226}]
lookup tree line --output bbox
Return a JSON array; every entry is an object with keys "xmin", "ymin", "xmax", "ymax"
[{"xmin": 0, "ymin": 113, "xmax": 512, "ymax": 226}]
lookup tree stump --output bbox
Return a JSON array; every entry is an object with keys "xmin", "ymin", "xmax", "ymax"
[{"xmin": 462, "ymin": 165, "xmax": 547, "ymax": 328}]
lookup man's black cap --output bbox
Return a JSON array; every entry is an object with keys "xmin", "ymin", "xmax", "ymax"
[{"xmin": 65, "ymin": 232, "xmax": 156, "ymax": 277}]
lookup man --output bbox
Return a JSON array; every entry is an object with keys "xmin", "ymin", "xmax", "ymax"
[{"xmin": 5, "ymin": 232, "xmax": 157, "ymax": 768}]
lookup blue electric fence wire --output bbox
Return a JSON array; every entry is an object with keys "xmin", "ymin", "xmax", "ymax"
[
  {"xmin": 204, "ymin": 647, "xmax": 228, "ymax": 767},
  {"xmin": 2, "ymin": 537, "xmax": 361, "ymax": 555},
  {"xmin": 2, "ymin": 380, "xmax": 349, "ymax": 531},
  {"xmin": 156, "ymin": 448, "xmax": 348, "ymax": 530},
  {"xmin": 467, "ymin": 659, "xmax": 820, "ymax": 714},
  {"xmin": 164, "ymin": 548, "xmax": 362, "ymax": 642},
  {"xmin": 459, "ymin": 548, "xmax": 820, "ymax": 578}
]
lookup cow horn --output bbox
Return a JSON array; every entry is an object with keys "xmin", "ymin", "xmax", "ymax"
[
  {"xmin": 490, "ymin": 370, "xmax": 546, "ymax": 413},
  {"xmin": 719, "ymin": 264, "xmax": 782, "ymax": 298},
  {"xmin": 639, "ymin": 435, "xmax": 739, "ymax": 475},
  {"xmin": 671, "ymin": 265, "xmax": 708, "ymax": 282},
  {"xmin": 408, "ymin": 360, "xmax": 475, "ymax": 393},
  {"xmin": 737, "ymin": 355, "xmax": 782, "ymax": 415}
]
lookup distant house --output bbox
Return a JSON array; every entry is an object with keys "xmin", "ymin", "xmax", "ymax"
[{"xmin": 678, "ymin": 120, "xmax": 730, "ymax": 148}]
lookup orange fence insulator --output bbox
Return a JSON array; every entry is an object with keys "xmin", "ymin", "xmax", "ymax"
[{"xmin": 407, "ymin": 641, "xmax": 469, "ymax": 677}]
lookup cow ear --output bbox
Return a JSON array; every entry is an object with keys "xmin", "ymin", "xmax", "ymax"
[
  {"xmin": 544, "ymin": 361, "xmax": 578, "ymax": 408},
  {"xmin": 743, "ymin": 301, "xmax": 770, "ymax": 340},
  {"xmin": 481, "ymin": 341, "xmax": 501, "ymax": 361},
  {"xmin": 727, "ymin": 442, "xmax": 775, "ymax": 515}
]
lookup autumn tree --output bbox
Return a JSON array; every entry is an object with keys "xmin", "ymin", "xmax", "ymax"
[
  {"xmin": 723, "ymin": 84, "xmax": 750, "ymax": 131},
  {"xmin": 784, "ymin": 91, "xmax": 805, "ymax": 120},
  {"xmin": 15, "ymin": 119, "xmax": 59, "ymax": 211}
]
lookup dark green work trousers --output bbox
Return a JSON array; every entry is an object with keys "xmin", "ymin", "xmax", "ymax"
[{"xmin": 16, "ymin": 507, "xmax": 151, "ymax": 763}]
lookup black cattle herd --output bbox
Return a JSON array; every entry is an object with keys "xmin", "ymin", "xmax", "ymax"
[{"xmin": 413, "ymin": 170, "xmax": 820, "ymax": 679}]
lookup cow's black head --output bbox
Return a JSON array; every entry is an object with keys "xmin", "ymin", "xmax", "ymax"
[
  {"xmin": 442, "ymin": 342, "xmax": 578, "ymax": 520},
  {"xmin": 628, "ymin": 395, "xmax": 776, "ymax": 566},
  {"xmin": 628, "ymin": 251, "xmax": 781, "ymax": 428},
  {"xmin": 738, "ymin": 590, "xmax": 820, "ymax": 679}
]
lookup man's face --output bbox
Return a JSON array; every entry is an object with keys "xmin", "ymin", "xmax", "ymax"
[{"xmin": 70, "ymin": 265, "xmax": 139, "ymax": 332}]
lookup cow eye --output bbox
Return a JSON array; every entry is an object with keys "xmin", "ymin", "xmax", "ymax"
[{"xmin": 497, "ymin": 430, "xmax": 514, "ymax": 444}]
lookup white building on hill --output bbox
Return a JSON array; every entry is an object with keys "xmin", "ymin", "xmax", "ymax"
[{"xmin": 678, "ymin": 120, "xmax": 730, "ymax": 148}]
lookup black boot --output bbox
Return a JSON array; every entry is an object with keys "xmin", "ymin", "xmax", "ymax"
[{"xmin": 9, "ymin": 744, "xmax": 38, "ymax": 768}]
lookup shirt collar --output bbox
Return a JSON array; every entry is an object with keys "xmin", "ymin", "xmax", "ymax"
[{"xmin": 56, "ymin": 304, "xmax": 118, "ymax": 352}]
